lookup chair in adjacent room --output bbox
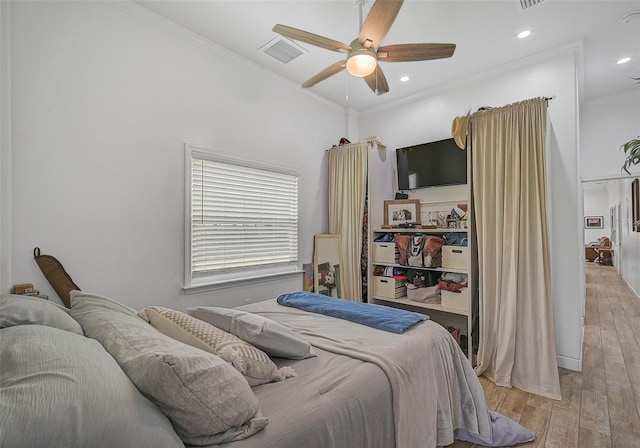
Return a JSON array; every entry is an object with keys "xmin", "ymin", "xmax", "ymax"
[{"xmin": 585, "ymin": 236, "xmax": 611, "ymax": 263}]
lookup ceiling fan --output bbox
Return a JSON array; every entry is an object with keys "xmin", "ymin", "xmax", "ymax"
[{"xmin": 272, "ymin": 0, "xmax": 456, "ymax": 95}]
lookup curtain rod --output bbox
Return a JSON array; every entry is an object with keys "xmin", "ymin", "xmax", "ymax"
[{"xmin": 477, "ymin": 95, "xmax": 556, "ymax": 112}]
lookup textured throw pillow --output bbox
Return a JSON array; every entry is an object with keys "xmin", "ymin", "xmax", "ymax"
[
  {"xmin": 0, "ymin": 294, "xmax": 83, "ymax": 335},
  {"xmin": 69, "ymin": 292, "xmax": 267, "ymax": 446},
  {"xmin": 139, "ymin": 306, "xmax": 296, "ymax": 386},
  {"xmin": 0, "ymin": 325, "xmax": 184, "ymax": 448},
  {"xmin": 188, "ymin": 306, "xmax": 315, "ymax": 360}
]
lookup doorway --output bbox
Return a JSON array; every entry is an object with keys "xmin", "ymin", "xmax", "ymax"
[{"xmin": 582, "ymin": 176, "xmax": 636, "ymax": 276}]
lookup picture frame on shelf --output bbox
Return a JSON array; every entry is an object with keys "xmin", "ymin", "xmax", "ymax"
[
  {"xmin": 384, "ymin": 199, "xmax": 421, "ymax": 226},
  {"xmin": 584, "ymin": 216, "xmax": 604, "ymax": 229}
]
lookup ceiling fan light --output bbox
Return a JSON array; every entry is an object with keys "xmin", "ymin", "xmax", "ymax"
[{"xmin": 346, "ymin": 50, "xmax": 377, "ymax": 77}]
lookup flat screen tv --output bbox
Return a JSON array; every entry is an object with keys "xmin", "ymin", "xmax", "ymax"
[{"xmin": 396, "ymin": 138, "xmax": 467, "ymax": 190}]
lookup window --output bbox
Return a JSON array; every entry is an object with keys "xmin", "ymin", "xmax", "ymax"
[{"xmin": 185, "ymin": 145, "xmax": 299, "ymax": 290}]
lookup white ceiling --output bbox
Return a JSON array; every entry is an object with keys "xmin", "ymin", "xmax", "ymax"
[{"xmin": 135, "ymin": 0, "xmax": 640, "ymax": 111}]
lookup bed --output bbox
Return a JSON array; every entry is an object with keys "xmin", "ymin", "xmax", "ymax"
[{"xmin": 0, "ymin": 291, "xmax": 534, "ymax": 448}]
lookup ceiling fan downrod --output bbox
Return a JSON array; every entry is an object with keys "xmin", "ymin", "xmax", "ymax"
[{"xmin": 357, "ymin": 0, "xmax": 366, "ymax": 32}]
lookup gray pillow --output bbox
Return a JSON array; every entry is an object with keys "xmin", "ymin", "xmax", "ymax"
[
  {"xmin": 0, "ymin": 294, "xmax": 82, "ymax": 335},
  {"xmin": 0, "ymin": 325, "xmax": 184, "ymax": 448},
  {"xmin": 69, "ymin": 291, "xmax": 267, "ymax": 446},
  {"xmin": 188, "ymin": 306, "xmax": 315, "ymax": 359}
]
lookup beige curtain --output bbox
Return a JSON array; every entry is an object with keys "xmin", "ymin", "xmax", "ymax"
[
  {"xmin": 471, "ymin": 98, "xmax": 561, "ymax": 400},
  {"xmin": 328, "ymin": 142, "xmax": 368, "ymax": 301}
]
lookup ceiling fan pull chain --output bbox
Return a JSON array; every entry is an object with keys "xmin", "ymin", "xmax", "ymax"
[
  {"xmin": 345, "ymin": 71, "xmax": 350, "ymax": 103},
  {"xmin": 375, "ymin": 67, "xmax": 378, "ymax": 93}
]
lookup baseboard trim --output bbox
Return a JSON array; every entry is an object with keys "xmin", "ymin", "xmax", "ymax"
[
  {"xmin": 557, "ymin": 354, "xmax": 582, "ymax": 371},
  {"xmin": 623, "ymin": 277, "xmax": 640, "ymax": 302}
]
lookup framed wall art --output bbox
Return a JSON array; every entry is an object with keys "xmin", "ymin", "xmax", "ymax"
[
  {"xmin": 383, "ymin": 199, "xmax": 421, "ymax": 227},
  {"xmin": 632, "ymin": 178, "xmax": 639, "ymax": 232},
  {"xmin": 584, "ymin": 216, "xmax": 604, "ymax": 229}
]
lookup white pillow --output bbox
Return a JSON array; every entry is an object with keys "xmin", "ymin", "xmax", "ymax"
[
  {"xmin": 188, "ymin": 306, "xmax": 315, "ymax": 360},
  {"xmin": 139, "ymin": 306, "xmax": 296, "ymax": 387}
]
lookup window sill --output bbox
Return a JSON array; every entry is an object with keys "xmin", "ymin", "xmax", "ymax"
[{"xmin": 183, "ymin": 269, "xmax": 305, "ymax": 295}]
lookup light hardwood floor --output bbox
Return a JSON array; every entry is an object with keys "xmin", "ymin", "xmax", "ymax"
[{"xmin": 450, "ymin": 263, "xmax": 640, "ymax": 448}]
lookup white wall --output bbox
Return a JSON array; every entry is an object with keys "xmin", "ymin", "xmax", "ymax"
[
  {"xmin": 583, "ymin": 182, "xmax": 611, "ymax": 244},
  {"xmin": 611, "ymin": 178, "xmax": 640, "ymax": 297},
  {"xmin": 359, "ymin": 49, "xmax": 584, "ymax": 370},
  {"xmin": 5, "ymin": 1, "xmax": 345, "ymax": 309},
  {"xmin": 0, "ymin": 2, "xmax": 10, "ymax": 296},
  {"xmin": 581, "ymin": 90, "xmax": 640, "ymax": 180}
]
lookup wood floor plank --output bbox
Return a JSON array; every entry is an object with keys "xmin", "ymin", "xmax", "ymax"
[
  {"xmin": 583, "ymin": 343, "xmax": 605, "ymax": 369},
  {"xmin": 601, "ymin": 329, "xmax": 622, "ymax": 355},
  {"xmin": 496, "ymin": 386, "xmax": 529, "ymax": 417},
  {"xmin": 519, "ymin": 404, "xmax": 550, "ymax": 447},
  {"xmin": 629, "ymin": 361, "xmax": 640, "ymax": 387},
  {"xmin": 581, "ymin": 365, "xmax": 607, "ymax": 395},
  {"xmin": 604, "ymin": 359, "xmax": 632, "ymax": 389},
  {"xmin": 580, "ymin": 389, "xmax": 610, "ymax": 436},
  {"xmin": 477, "ymin": 376, "xmax": 508, "ymax": 410},
  {"xmin": 616, "ymin": 321, "xmax": 638, "ymax": 345},
  {"xmin": 628, "ymin": 316, "xmax": 640, "ymax": 341},
  {"xmin": 544, "ymin": 406, "xmax": 579, "ymax": 448},
  {"xmin": 584, "ymin": 324, "xmax": 603, "ymax": 348},
  {"xmin": 607, "ymin": 384, "xmax": 640, "ymax": 427},
  {"xmin": 556, "ymin": 369, "xmax": 582, "ymax": 411},
  {"xmin": 527, "ymin": 391, "xmax": 554, "ymax": 412},
  {"xmin": 578, "ymin": 427, "xmax": 612, "ymax": 448},
  {"xmin": 632, "ymin": 381, "xmax": 640, "ymax": 422},
  {"xmin": 621, "ymin": 342, "xmax": 640, "ymax": 366},
  {"xmin": 610, "ymin": 419, "xmax": 640, "ymax": 448}
]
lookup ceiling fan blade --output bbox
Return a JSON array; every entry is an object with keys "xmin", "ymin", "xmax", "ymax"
[
  {"xmin": 377, "ymin": 43, "xmax": 456, "ymax": 62},
  {"xmin": 359, "ymin": 0, "xmax": 404, "ymax": 49},
  {"xmin": 273, "ymin": 24, "xmax": 352, "ymax": 53},
  {"xmin": 301, "ymin": 60, "xmax": 347, "ymax": 88},
  {"xmin": 363, "ymin": 65, "xmax": 389, "ymax": 95}
]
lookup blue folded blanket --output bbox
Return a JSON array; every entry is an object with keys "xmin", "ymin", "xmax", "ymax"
[{"xmin": 277, "ymin": 291, "xmax": 429, "ymax": 334}]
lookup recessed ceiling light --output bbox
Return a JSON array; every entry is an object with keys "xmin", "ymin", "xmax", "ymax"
[
  {"xmin": 400, "ymin": 76, "xmax": 410, "ymax": 82},
  {"xmin": 517, "ymin": 30, "xmax": 531, "ymax": 39},
  {"xmin": 617, "ymin": 57, "xmax": 631, "ymax": 65}
]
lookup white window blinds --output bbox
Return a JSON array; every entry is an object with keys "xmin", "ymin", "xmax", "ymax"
[{"xmin": 186, "ymin": 147, "xmax": 299, "ymax": 287}]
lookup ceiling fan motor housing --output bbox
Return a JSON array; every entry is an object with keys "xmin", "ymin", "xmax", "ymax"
[{"xmin": 346, "ymin": 40, "xmax": 377, "ymax": 77}]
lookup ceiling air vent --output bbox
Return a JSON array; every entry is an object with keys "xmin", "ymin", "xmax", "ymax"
[
  {"xmin": 520, "ymin": 0, "xmax": 545, "ymax": 10},
  {"xmin": 259, "ymin": 36, "xmax": 307, "ymax": 64}
]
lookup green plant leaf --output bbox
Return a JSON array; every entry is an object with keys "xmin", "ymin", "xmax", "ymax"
[{"xmin": 620, "ymin": 137, "xmax": 640, "ymax": 174}]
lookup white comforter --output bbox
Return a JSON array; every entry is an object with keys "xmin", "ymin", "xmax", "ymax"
[{"xmin": 240, "ymin": 299, "xmax": 493, "ymax": 448}]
